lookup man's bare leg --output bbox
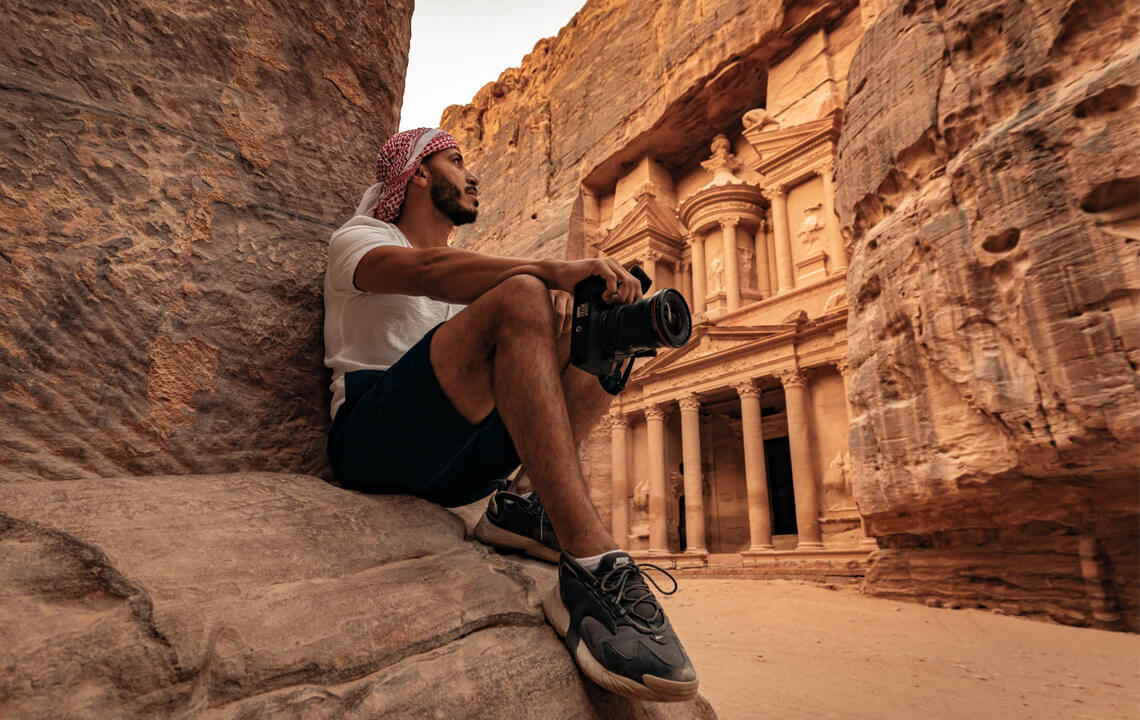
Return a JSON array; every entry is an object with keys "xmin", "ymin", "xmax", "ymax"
[
  {"xmin": 429, "ymin": 274, "xmax": 615, "ymax": 558},
  {"xmin": 508, "ymin": 332, "xmax": 612, "ymax": 496}
]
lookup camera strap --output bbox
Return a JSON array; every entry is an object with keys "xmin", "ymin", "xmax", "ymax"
[{"xmin": 600, "ymin": 357, "xmax": 637, "ymax": 395}]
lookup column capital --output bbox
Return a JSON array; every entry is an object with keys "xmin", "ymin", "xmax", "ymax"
[
  {"xmin": 764, "ymin": 184, "xmax": 788, "ymax": 201},
  {"xmin": 734, "ymin": 382, "xmax": 761, "ymax": 400},
  {"xmin": 757, "ymin": 218, "xmax": 769, "ymax": 234},
  {"xmin": 609, "ymin": 412, "xmax": 630, "ymax": 430},
  {"xmin": 817, "ymin": 158, "xmax": 836, "ymax": 182},
  {"xmin": 686, "ymin": 230, "xmax": 701, "ymax": 246},
  {"xmin": 718, "ymin": 216, "xmax": 740, "ymax": 230},
  {"xmin": 834, "ymin": 357, "xmax": 851, "ymax": 377},
  {"xmin": 645, "ymin": 248, "xmax": 664, "ymax": 262},
  {"xmin": 778, "ymin": 368, "xmax": 806, "ymax": 388},
  {"xmin": 677, "ymin": 393, "xmax": 702, "ymax": 412},
  {"xmin": 643, "ymin": 404, "xmax": 667, "ymax": 421}
]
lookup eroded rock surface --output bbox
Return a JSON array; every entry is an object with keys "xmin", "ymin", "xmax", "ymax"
[
  {"xmin": 835, "ymin": 0, "xmax": 1139, "ymax": 629},
  {"xmin": 0, "ymin": 474, "xmax": 717, "ymax": 719},
  {"xmin": 0, "ymin": 0, "xmax": 411, "ymax": 480}
]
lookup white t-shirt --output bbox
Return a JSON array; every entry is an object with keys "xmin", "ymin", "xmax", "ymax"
[{"xmin": 323, "ymin": 216, "xmax": 464, "ymax": 419}]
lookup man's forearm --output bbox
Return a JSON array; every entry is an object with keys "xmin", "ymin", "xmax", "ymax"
[{"xmin": 417, "ymin": 246, "xmax": 556, "ymax": 304}]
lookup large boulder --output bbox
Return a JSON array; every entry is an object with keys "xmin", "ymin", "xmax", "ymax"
[
  {"xmin": 0, "ymin": 473, "xmax": 717, "ymax": 718},
  {"xmin": 836, "ymin": 0, "xmax": 1139, "ymax": 629},
  {"xmin": 0, "ymin": 0, "xmax": 411, "ymax": 480}
]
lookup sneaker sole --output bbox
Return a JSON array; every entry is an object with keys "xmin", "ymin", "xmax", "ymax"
[
  {"xmin": 541, "ymin": 583, "xmax": 699, "ymax": 703},
  {"xmin": 473, "ymin": 514, "xmax": 561, "ymax": 564}
]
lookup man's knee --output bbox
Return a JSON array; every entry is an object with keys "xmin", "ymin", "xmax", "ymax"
[{"xmin": 485, "ymin": 274, "xmax": 556, "ymax": 333}]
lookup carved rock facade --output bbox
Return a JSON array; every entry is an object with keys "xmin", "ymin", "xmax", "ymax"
[{"xmin": 444, "ymin": 0, "xmax": 877, "ymax": 581}]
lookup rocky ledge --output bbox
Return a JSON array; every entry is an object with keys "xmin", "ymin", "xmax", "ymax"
[{"xmin": 0, "ymin": 473, "xmax": 717, "ymax": 719}]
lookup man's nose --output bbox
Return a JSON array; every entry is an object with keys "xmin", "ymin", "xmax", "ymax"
[{"xmin": 466, "ymin": 171, "xmax": 479, "ymax": 186}]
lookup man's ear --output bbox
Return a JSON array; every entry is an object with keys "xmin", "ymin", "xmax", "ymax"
[{"xmin": 409, "ymin": 163, "xmax": 430, "ymax": 189}]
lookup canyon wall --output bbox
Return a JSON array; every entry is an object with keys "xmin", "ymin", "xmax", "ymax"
[
  {"xmin": 0, "ymin": 0, "xmax": 410, "ymax": 480},
  {"xmin": 441, "ymin": 0, "xmax": 858, "ymax": 261},
  {"xmin": 835, "ymin": 0, "xmax": 1139, "ymax": 629}
]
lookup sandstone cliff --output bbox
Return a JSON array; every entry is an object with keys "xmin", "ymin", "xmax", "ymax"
[
  {"xmin": 835, "ymin": 0, "xmax": 1139, "ymax": 630},
  {"xmin": 0, "ymin": 0, "xmax": 412, "ymax": 480},
  {"xmin": 441, "ymin": 0, "xmax": 858, "ymax": 262}
]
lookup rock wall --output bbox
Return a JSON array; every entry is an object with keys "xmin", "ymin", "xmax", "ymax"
[
  {"xmin": 0, "ymin": 0, "xmax": 410, "ymax": 481},
  {"xmin": 836, "ymin": 0, "xmax": 1139, "ymax": 630},
  {"xmin": 440, "ymin": 0, "xmax": 858, "ymax": 261}
]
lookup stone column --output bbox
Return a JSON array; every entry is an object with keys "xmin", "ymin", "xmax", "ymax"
[
  {"xmin": 779, "ymin": 368, "xmax": 822, "ymax": 549},
  {"xmin": 719, "ymin": 217, "xmax": 741, "ymax": 311},
  {"xmin": 769, "ymin": 187, "xmax": 795, "ymax": 294},
  {"xmin": 677, "ymin": 394, "xmax": 707, "ymax": 554},
  {"xmin": 688, "ymin": 232, "xmax": 707, "ymax": 315},
  {"xmin": 820, "ymin": 162, "xmax": 848, "ymax": 273},
  {"xmin": 644, "ymin": 404, "xmax": 668, "ymax": 554},
  {"xmin": 754, "ymin": 220, "xmax": 771, "ymax": 298},
  {"xmin": 836, "ymin": 359, "xmax": 877, "ymax": 549},
  {"xmin": 609, "ymin": 413, "xmax": 630, "ymax": 547},
  {"xmin": 736, "ymin": 382, "xmax": 773, "ymax": 551},
  {"xmin": 641, "ymin": 251, "xmax": 657, "ymax": 286}
]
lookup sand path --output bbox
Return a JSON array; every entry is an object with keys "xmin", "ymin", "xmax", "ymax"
[{"xmin": 658, "ymin": 578, "xmax": 1139, "ymax": 720}]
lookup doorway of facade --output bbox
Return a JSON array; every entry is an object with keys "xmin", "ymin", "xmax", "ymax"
[{"xmin": 763, "ymin": 436, "xmax": 797, "ymax": 535}]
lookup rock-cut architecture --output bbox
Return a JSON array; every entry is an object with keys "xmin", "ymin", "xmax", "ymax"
[{"xmin": 443, "ymin": 0, "xmax": 1139, "ymax": 630}]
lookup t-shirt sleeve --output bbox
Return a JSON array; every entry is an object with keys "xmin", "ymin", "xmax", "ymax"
[{"xmin": 326, "ymin": 224, "xmax": 406, "ymax": 294}]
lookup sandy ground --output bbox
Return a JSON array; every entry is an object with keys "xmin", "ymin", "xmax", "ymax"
[{"xmin": 657, "ymin": 578, "xmax": 1140, "ymax": 720}]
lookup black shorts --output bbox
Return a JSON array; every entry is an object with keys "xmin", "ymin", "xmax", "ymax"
[{"xmin": 327, "ymin": 323, "xmax": 520, "ymax": 507}]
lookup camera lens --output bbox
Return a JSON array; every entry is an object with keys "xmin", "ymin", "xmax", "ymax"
[
  {"xmin": 599, "ymin": 289, "xmax": 691, "ymax": 353},
  {"xmin": 651, "ymin": 290, "xmax": 691, "ymax": 348}
]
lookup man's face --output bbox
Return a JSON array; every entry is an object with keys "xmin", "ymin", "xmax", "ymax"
[{"xmin": 425, "ymin": 148, "xmax": 479, "ymax": 226}]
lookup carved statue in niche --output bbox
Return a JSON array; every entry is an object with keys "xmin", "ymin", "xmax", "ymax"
[
  {"xmin": 821, "ymin": 450, "xmax": 856, "ymax": 512},
  {"xmin": 739, "ymin": 246, "xmax": 755, "ymax": 290},
  {"xmin": 707, "ymin": 254, "xmax": 725, "ymax": 294},
  {"xmin": 700, "ymin": 134, "xmax": 742, "ymax": 183},
  {"xmin": 630, "ymin": 474, "xmax": 650, "ymax": 540},
  {"xmin": 796, "ymin": 202, "xmax": 824, "ymax": 251}
]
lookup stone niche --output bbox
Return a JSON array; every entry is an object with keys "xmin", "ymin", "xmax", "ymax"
[{"xmin": 836, "ymin": 0, "xmax": 1140, "ymax": 631}]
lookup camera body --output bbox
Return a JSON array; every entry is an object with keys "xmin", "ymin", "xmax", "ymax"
[{"xmin": 570, "ymin": 266, "xmax": 692, "ymax": 395}]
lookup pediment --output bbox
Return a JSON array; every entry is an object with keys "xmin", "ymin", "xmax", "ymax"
[
  {"xmin": 744, "ymin": 112, "xmax": 841, "ymax": 174},
  {"xmin": 601, "ymin": 192, "xmax": 687, "ymax": 255},
  {"xmin": 633, "ymin": 322, "xmax": 796, "ymax": 378}
]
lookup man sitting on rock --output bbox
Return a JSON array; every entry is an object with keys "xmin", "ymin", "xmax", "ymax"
[{"xmin": 323, "ymin": 127, "xmax": 698, "ymax": 702}]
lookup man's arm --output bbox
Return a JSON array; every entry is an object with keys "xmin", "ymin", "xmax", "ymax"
[{"xmin": 353, "ymin": 244, "xmax": 641, "ymax": 306}]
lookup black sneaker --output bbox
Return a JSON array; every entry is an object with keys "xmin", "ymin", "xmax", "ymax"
[
  {"xmin": 542, "ymin": 551, "xmax": 699, "ymax": 702},
  {"xmin": 473, "ymin": 490, "xmax": 561, "ymax": 563}
]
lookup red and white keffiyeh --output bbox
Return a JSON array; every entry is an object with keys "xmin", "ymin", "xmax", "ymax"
[{"xmin": 352, "ymin": 127, "xmax": 460, "ymax": 222}]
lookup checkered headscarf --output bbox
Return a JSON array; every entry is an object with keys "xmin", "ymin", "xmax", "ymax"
[{"xmin": 352, "ymin": 128, "xmax": 460, "ymax": 222}]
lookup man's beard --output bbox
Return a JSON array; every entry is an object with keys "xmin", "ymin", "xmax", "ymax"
[{"xmin": 430, "ymin": 174, "xmax": 477, "ymax": 226}]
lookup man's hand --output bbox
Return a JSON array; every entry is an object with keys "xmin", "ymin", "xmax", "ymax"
[
  {"xmin": 547, "ymin": 258, "xmax": 643, "ymax": 305},
  {"xmin": 549, "ymin": 289, "xmax": 573, "ymax": 335}
]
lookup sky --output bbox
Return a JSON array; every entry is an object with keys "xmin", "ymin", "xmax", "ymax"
[{"xmin": 399, "ymin": 0, "xmax": 586, "ymax": 131}]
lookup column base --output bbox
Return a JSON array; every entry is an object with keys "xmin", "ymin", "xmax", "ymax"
[
  {"xmin": 859, "ymin": 537, "xmax": 879, "ymax": 549},
  {"xmin": 676, "ymin": 549, "xmax": 709, "ymax": 569},
  {"xmin": 748, "ymin": 544, "xmax": 776, "ymax": 553},
  {"xmin": 794, "ymin": 540, "xmax": 825, "ymax": 551}
]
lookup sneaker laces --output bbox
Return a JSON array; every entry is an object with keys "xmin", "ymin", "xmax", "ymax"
[{"xmin": 598, "ymin": 562, "xmax": 678, "ymax": 633}]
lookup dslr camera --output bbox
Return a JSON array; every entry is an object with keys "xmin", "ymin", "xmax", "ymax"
[{"xmin": 570, "ymin": 265, "xmax": 693, "ymax": 395}]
